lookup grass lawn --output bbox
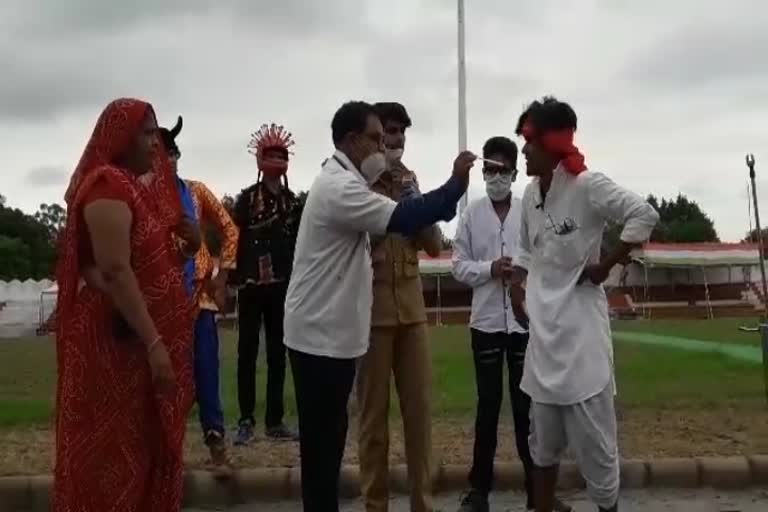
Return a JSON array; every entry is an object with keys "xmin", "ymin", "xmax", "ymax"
[
  {"xmin": 1, "ymin": 321, "xmax": 765, "ymax": 426},
  {"xmin": 613, "ymin": 316, "xmax": 764, "ymax": 346},
  {"xmin": 0, "ymin": 318, "xmax": 766, "ymax": 474}
]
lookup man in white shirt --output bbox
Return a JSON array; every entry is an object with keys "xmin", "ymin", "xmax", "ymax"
[
  {"xmin": 509, "ymin": 97, "xmax": 659, "ymax": 512},
  {"xmin": 452, "ymin": 137, "xmax": 570, "ymax": 512},
  {"xmin": 284, "ymin": 100, "xmax": 476, "ymax": 512}
]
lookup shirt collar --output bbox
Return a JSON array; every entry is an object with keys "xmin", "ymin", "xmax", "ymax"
[
  {"xmin": 484, "ymin": 191, "xmax": 514, "ymax": 211},
  {"xmin": 332, "ymin": 150, "xmax": 366, "ymax": 185},
  {"xmin": 531, "ymin": 163, "xmax": 570, "ymax": 207}
]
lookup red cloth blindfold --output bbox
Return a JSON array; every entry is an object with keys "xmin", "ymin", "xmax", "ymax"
[{"xmin": 521, "ymin": 121, "xmax": 586, "ymax": 176}]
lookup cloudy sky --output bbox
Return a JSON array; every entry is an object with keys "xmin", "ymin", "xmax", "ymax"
[{"xmin": 2, "ymin": 0, "xmax": 767, "ymax": 241}]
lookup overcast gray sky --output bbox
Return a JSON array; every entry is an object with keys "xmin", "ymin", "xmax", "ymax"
[{"xmin": 2, "ymin": 0, "xmax": 767, "ymax": 241}]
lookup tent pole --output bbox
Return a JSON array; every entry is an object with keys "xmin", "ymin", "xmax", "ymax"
[
  {"xmin": 702, "ymin": 267, "xmax": 713, "ymax": 319},
  {"xmin": 437, "ymin": 274, "xmax": 442, "ymax": 326},
  {"xmin": 746, "ymin": 154, "xmax": 768, "ymax": 405},
  {"xmin": 643, "ymin": 263, "xmax": 650, "ymax": 319}
]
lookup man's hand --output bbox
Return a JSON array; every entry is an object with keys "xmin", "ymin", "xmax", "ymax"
[
  {"xmin": 509, "ymin": 283, "xmax": 529, "ymax": 329},
  {"xmin": 578, "ymin": 262, "xmax": 612, "ymax": 286},
  {"xmin": 207, "ymin": 272, "xmax": 229, "ymax": 311},
  {"xmin": 490, "ymin": 256, "xmax": 513, "ymax": 280},
  {"xmin": 174, "ymin": 215, "xmax": 202, "ymax": 255},
  {"xmin": 389, "ymin": 161, "xmax": 421, "ymax": 200},
  {"xmin": 452, "ymin": 151, "xmax": 477, "ymax": 180},
  {"xmin": 389, "ymin": 159, "xmax": 412, "ymax": 175}
]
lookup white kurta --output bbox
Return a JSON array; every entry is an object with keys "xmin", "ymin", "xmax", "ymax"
[{"xmin": 518, "ymin": 166, "xmax": 659, "ymax": 405}]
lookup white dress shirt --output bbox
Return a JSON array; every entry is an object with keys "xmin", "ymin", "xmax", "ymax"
[
  {"xmin": 452, "ymin": 194, "xmax": 527, "ymax": 334},
  {"xmin": 518, "ymin": 166, "xmax": 659, "ymax": 405},
  {"xmin": 284, "ymin": 151, "xmax": 397, "ymax": 359}
]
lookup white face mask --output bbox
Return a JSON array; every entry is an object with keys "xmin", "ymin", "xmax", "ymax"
[
  {"xmin": 485, "ymin": 172, "xmax": 513, "ymax": 201},
  {"xmin": 384, "ymin": 147, "xmax": 404, "ymax": 165},
  {"xmin": 360, "ymin": 152, "xmax": 387, "ymax": 186}
]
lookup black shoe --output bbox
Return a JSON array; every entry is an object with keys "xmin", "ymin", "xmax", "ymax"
[
  {"xmin": 555, "ymin": 497, "xmax": 574, "ymax": 512},
  {"xmin": 527, "ymin": 496, "xmax": 573, "ymax": 511},
  {"xmin": 265, "ymin": 423, "xmax": 299, "ymax": 441},
  {"xmin": 234, "ymin": 418, "xmax": 255, "ymax": 446},
  {"xmin": 457, "ymin": 489, "xmax": 489, "ymax": 512}
]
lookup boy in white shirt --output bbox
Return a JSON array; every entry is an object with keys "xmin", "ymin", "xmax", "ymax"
[
  {"xmin": 509, "ymin": 97, "xmax": 659, "ymax": 512},
  {"xmin": 452, "ymin": 137, "xmax": 570, "ymax": 512}
]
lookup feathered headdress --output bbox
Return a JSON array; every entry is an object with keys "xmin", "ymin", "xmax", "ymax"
[
  {"xmin": 247, "ymin": 123, "xmax": 295, "ymax": 181},
  {"xmin": 247, "ymin": 123, "xmax": 295, "ymax": 158}
]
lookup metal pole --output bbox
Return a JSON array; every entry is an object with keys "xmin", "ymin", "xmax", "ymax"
[
  {"xmin": 457, "ymin": 0, "xmax": 468, "ymax": 215},
  {"xmin": 746, "ymin": 153, "xmax": 768, "ymax": 404},
  {"xmin": 747, "ymin": 154, "xmax": 768, "ymax": 311}
]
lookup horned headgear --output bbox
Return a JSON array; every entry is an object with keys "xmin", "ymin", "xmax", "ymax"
[{"xmin": 159, "ymin": 116, "xmax": 183, "ymax": 157}]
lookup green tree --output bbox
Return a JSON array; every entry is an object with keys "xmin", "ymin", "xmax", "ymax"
[
  {"xmin": 0, "ymin": 235, "xmax": 32, "ymax": 281},
  {"xmin": 647, "ymin": 194, "xmax": 719, "ymax": 243},
  {"xmin": 34, "ymin": 203, "xmax": 66, "ymax": 242},
  {"xmin": 0, "ymin": 202, "xmax": 56, "ymax": 280},
  {"xmin": 601, "ymin": 194, "xmax": 718, "ymax": 258},
  {"xmin": 742, "ymin": 227, "xmax": 768, "ymax": 258},
  {"xmin": 743, "ymin": 227, "xmax": 768, "ymax": 243}
]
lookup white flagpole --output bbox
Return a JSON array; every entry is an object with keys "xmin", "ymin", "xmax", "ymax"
[{"xmin": 457, "ymin": 0, "xmax": 468, "ymax": 215}]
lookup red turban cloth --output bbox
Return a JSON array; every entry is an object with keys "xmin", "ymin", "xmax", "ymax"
[{"xmin": 521, "ymin": 121, "xmax": 587, "ymax": 176}]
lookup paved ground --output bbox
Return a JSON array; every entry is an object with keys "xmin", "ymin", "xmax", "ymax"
[{"xmin": 185, "ymin": 488, "xmax": 768, "ymax": 511}]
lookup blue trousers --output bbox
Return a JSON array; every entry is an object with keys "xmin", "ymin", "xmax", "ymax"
[{"xmin": 194, "ymin": 310, "xmax": 225, "ymax": 438}]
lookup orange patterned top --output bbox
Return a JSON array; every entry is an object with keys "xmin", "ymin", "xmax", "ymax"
[{"xmin": 187, "ymin": 180, "xmax": 239, "ymax": 311}]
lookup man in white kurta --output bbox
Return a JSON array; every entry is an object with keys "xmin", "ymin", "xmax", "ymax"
[{"xmin": 510, "ymin": 97, "xmax": 659, "ymax": 512}]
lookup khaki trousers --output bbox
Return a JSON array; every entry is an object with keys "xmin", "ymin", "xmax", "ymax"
[{"xmin": 357, "ymin": 323, "xmax": 433, "ymax": 512}]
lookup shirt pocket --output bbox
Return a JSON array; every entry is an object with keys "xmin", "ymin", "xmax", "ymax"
[
  {"xmin": 403, "ymin": 252, "xmax": 420, "ymax": 278},
  {"xmin": 540, "ymin": 230, "xmax": 584, "ymax": 271}
]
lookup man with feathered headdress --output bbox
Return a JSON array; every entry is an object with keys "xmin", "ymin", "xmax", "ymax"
[{"xmin": 232, "ymin": 124, "xmax": 303, "ymax": 445}]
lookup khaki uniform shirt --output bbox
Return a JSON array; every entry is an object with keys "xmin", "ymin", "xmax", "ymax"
[{"xmin": 370, "ymin": 171, "xmax": 442, "ymax": 327}]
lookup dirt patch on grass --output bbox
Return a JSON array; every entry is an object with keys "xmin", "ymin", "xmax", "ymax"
[{"xmin": 2, "ymin": 408, "xmax": 766, "ymax": 476}]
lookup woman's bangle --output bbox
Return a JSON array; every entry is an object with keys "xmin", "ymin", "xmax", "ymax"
[{"xmin": 147, "ymin": 335, "xmax": 162, "ymax": 353}]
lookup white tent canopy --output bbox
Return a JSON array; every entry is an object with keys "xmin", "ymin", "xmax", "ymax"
[
  {"xmin": 0, "ymin": 279, "xmax": 55, "ymax": 302},
  {"xmin": 632, "ymin": 243, "xmax": 760, "ymax": 267},
  {"xmin": 418, "ymin": 252, "xmax": 453, "ymax": 275}
]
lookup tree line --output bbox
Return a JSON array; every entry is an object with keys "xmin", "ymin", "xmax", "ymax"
[{"xmin": 0, "ymin": 190, "xmax": 758, "ymax": 281}]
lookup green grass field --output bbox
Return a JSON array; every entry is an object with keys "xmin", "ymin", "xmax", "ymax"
[
  {"xmin": 613, "ymin": 317, "xmax": 764, "ymax": 346},
  {"xmin": 0, "ymin": 317, "xmax": 765, "ymax": 428}
]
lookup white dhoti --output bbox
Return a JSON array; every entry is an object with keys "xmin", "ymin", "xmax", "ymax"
[{"xmin": 528, "ymin": 382, "xmax": 619, "ymax": 509}]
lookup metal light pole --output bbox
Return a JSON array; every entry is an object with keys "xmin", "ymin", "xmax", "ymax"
[
  {"xmin": 457, "ymin": 0, "xmax": 468, "ymax": 215},
  {"xmin": 746, "ymin": 153, "xmax": 768, "ymax": 403}
]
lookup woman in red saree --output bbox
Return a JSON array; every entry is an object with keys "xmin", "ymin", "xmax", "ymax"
[{"xmin": 54, "ymin": 98, "xmax": 197, "ymax": 511}]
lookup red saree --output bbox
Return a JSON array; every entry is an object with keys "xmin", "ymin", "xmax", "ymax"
[{"xmin": 54, "ymin": 99, "xmax": 195, "ymax": 511}]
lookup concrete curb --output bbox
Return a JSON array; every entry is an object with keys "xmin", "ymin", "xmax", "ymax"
[{"xmin": 2, "ymin": 456, "xmax": 767, "ymax": 511}]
